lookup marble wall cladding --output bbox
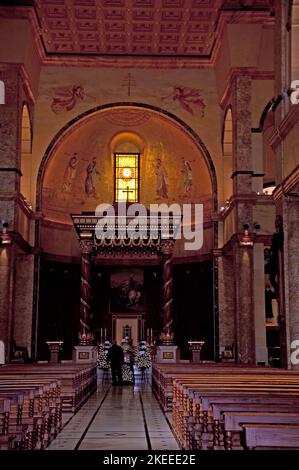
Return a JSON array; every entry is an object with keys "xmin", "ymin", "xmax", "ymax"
[
  {"xmin": 233, "ymin": 75, "xmax": 252, "ymax": 170},
  {"xmin": 12, "ymin": 252, "xmax": 34, "ymax": 356},
  {"xmin": 0, "ymin": 67, "xmax": 20, "ymax": 169},
  {"xmin": 236, "ymin": 201, "xmax": 254, "ymax": 234},
  {"xmin": 253, "ymin": 203, "xmax": 276, "ymax": 235},
  {"xmin": 233, "ymin": 174, "xmax": 252, "ymax": 194},
  {"xmin": 0, "ymin": 172, "xmax": 18, "ymax": 194},
  {"xmin": 0, "ymin": 200, "xmax": 15, "ymax": 230},
  {"xmin": 234, "ymin": 244, "xmax": 255, "ymax": 363},
  {"xmin": 218, "ymin": 255, "xmax": 236, "ymax": 352}
]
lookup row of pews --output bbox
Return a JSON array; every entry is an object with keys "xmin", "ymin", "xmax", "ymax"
[
  {"xmin": 152, "ymin": 363, "xmax": 299, "ymax": 450},
  {"xmin": 0, "ymin": 363, "xmax": 97, "ymax": 450}
]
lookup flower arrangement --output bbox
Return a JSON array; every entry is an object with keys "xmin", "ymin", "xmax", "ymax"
[
  {"xmin": 135, "ymin": 345, "xmax": 151, "ymax": 369},
  {"xmin": 97, "ymin": 344, "xmax": 110, "ymax": 369}
]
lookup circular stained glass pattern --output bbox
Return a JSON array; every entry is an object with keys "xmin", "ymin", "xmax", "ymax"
[{"xmin": 120, "ymin": 167, "xmax": 135, "ymax": 181}]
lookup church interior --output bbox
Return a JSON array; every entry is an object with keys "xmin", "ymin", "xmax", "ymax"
[{"xmin": 0, "ymin": 0, "xmax": 299, "ymax": 453}]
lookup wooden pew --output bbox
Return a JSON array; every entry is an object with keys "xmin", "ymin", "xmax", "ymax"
[
  {"xmin": 211, "ymin": 402, "xmax": 299, "ymax": 450},
  {"xmin": 170, "ymin": 374, "xmax": 299, "ymax": 449},
  {"xmin": 0, "ymin": 398, "xmax": 15, "ymax": 450},
  {"xmin": 223, "ymin": 411, "xmax": 299, "ymax": 450},
  {"xmin": 243, "ymin": 423, "xmax": 299, "ymax": 450},
  {"xmin": 0, "ymin": 364, "xmax": 96, "ymax": 412}
]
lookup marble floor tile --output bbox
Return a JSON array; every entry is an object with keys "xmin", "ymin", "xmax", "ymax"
[
  {"xmin": 78, "ymin": 438, "xmax": 148, "ymax": 450},
  {"xmin": 48, "ymin": 384, "xmax": 179, "ymax": 451}
]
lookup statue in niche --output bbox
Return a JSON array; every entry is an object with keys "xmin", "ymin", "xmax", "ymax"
[
  {"xmin": 61, "ymin": 154, "xmax": 78, "ymax": 193},
  {"xmin": 85, "ymin": 157, "xmax": 100, "ymax": 197},
  {"xmin": 155, "ymin": 158, "xmax": 168, "ymax": 199}
]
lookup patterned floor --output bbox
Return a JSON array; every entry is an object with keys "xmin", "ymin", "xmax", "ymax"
[{"xmin": 47, "ymin": 384, "xmax": 179, "ymax": 450}]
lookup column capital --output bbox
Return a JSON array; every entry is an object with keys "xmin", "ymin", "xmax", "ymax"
[
  {"xmin": 160, "ymin": 240, "xmax": 175, "ymax": 255},
  {"xmin": 79, "ymin": 240, "xmax": 93, "ymax": 254}
]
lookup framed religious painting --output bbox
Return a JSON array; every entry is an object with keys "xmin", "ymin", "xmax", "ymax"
[{"xmin": 110, "ymin": 268, "xmax": 144, "ymax": 313}]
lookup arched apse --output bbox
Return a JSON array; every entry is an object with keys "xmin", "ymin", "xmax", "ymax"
[
  {"xmin": 36, "ymin": 103, "xmax": 217, "ymax": 216},
  {"xmin": 36, "ymin": 103, "xmax": 218, "ymax": 261}
]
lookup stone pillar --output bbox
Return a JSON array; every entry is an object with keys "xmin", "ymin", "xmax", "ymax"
[
  {"xmin": 12, "ymin": 252, "xmax": 34, "ymax": 357},
  {"xmin": 232, "ymin": 75, "xmax": 253, "ymax": 197},
  {"xmin": 283, "ymin": 194, "xmax": 299, "ymax": 369},
  {"xmin": 0, "ymin": 66, "xmax": 24, "ymax": 362},
  {"xmin": 161, "ymin": 241, "xmax": 174, "ymax": 345},
  {"xmin": 218, "ymin": 254, "xmax": 236, "ymax": 359},
  {"xmin": 79, "ymin": 248, "xmax": 92, "ymax": 345},
  {"xmin": 234, "ymin": 243, "xmax": 255, "ymax": 364},
  {"xmin": 230, "ymin": 74, "xmax": 256, "ymax": 364},
  {"xmin": 0, "ymin": 244, "xmax": 15, "ymax": 362},
  {"xmin": 253, "ymin": 243, "xmax": 268, "ymax": 365}
]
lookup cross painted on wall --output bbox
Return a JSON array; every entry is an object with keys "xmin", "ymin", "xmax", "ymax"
[{"xmin": 122, "ymin": 73, "xmax": 136, "ymax": 97}]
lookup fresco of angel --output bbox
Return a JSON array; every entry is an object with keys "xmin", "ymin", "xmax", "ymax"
[
  {"xmin": 162, "ymin": 86, "xmax": 206, "ymax": 117},
  {"xmin": 51, "ymin": 85, "xmax": 85, "ymax": 114}
]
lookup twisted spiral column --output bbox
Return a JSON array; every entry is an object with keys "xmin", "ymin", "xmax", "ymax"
[
  {"xmin": 79, "ymin": 251, "xmax": 92, "ymax": 344},
  {"xmin": 161, "ymin": 242, "xmax": 174, "ymax": 344}
]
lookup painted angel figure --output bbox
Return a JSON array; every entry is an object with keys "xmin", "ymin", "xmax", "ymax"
[
  {"xmin": 164, "ymin": 86, "xmax": 206, "ymax": 117},
  {"xmin": 155, "ymin": 158, "xmax": 168, "ymax": 199},
  {"xmin": 51, "ymin": 85, "xmax": 85, "ymax": 114},
  {"xmin": 85, "ymin": 157, "xmax": 100, "ymax": 198},
  {"xmin": 61, "ymin": 154, "xmax": 78, "ymax": 193},
  {"xmin": 182, "ymin": 159, "xmax": 192, "ymax": 193}
]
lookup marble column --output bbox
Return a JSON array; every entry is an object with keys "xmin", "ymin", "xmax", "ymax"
[
  {"xmin": 230, "ymin": 75, "xmax": 256, "ymax": 363},
  {"xmin": 234, "ymin": 243, "xmax": 255, "ymax": 364},
  {"xmin": 79, "ymin": 246, "xmax": 93, "ymax": 345},
  {"xmin": 0, "ymin": 244, "xmax": 15, "ymax": 362},
  {"xmin": 218, "ymin": 254, "xmax": 236, "ymax": 358},
  {"xmin": 161, "ymin": 241, "xmax": 175, "ymax": 345},
  {"xmin": 74, "ymin": 244, "xmax": 97, "ymax": 363},
  {"xmin": 12, "ymin": 252, "xmax": 34, "ymax": 357},
  {"xmin": 0, "ymin": 66, "xmax": 24, "ymax": 231},
  {"xmin": 0, "ymin": 66, "xmax": 24, "ymax": 361},
  {"xmin": 232, "ymin": 75, "xmax": 253, "ymax": 198}
]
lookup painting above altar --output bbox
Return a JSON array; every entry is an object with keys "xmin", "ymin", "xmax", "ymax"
[{"xmin": 110, "ymin": 268, "xmax": 144, "ymax": 313}]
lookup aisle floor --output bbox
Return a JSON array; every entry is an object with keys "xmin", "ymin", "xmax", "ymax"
[{"xmin": 47, "ymin": 385, "xmax": 180, "ymax": 450}]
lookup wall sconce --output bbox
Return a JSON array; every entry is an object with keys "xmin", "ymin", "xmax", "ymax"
[
  {"xmin": 254, "ymin": 223, "xmax": 260, "ymax": 233},
  {"xmin": 0, "ymin": 220, "xmax": 11, "ymax": 245},
  {"xmin": 240, "ymin": 223, "xmax": 253, "ymax": 246}
]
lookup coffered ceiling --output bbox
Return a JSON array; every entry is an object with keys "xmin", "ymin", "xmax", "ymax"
[{"xmin": 33, "ymin": 0, "xmax": 273, "ymax": 58}]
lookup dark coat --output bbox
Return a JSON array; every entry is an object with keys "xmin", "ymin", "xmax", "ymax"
[{"xmin": 107, "ymin": 344, "xmax": 124, "ymax": 367}]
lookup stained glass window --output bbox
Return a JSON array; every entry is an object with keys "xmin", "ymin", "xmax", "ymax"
[{"xmin": 115, "ymin": 153, "xmax": 139, "ymax": 203}]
